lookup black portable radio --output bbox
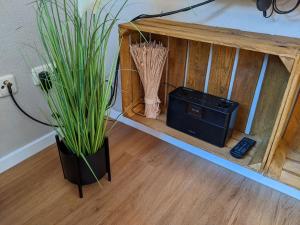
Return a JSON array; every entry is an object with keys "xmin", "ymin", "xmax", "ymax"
[{"xmin": 166, "ymin": 87, "xmax": 239, "ymax": 147}]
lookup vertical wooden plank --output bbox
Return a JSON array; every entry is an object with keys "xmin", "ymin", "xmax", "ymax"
[
  {"xmin": 263, "ymin": 56, "xmax": 300, "ymax": 171},
  {"xmin": 119, "ymin": 29, "xmax": 133, "ymax": 117},
  {"xmin": 207, "ymin": 45, "xmax": 236, "ymax": 98},
  {"xmin": 252, "ymin": 56, "xmax": 289, "ymax": 137},
  {"xmin": 185, "ymin": 41, "xmax": 210, "ymax": 91},
  {"xmin": 267, "ymin": 139, "xmax": 289, "ymax": 179},
  {"xmin": 267, "ymin": 99, "xmax": 300, "ymax": 180},
  {"xmin": 151, "ymin": 34, "xmax": 169, "ymax": 112},
  {"xmin": 231, "ymin": 50, "xmax": 264, "ymax": 132},
  {"xmin": 250, "ymin": 55, "xmax": 289, "ymax": 166},
  {"xmin": 266, "ymin": 94, "xmax": 300, "ymax": 180},
  {"xmin": 167, "ymin": 37, "xmax": 188, "ymax": 95},
  {"xmin": 283, "ymin": 93, "xmax": 300, "ymax": 150},
  {"xmin": 130, "ymin": 32, "xmax": 144, "ymax": 109}
]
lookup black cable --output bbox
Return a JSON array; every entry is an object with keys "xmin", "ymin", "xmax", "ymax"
[
  {"xmin": 263, "ymin": 4, "xmax": 274, "ymax": 18},
  {"xmin": 7, "ymin": 83, "xmax": 58, "ymax": 127},
  {"xmin": 261, "ymin": 0, "xmax": 300, "ymax": 17},
  {"xmin": 131, "ymin": 0, "xmax": 216, "ymax": 21},
  {"xmin": 273, "ymin": 0, "xmax": 300, "ymax": 14},
  {"xmin": 106, "ymin": 0, "xmax": 216, "ymax": 109}
]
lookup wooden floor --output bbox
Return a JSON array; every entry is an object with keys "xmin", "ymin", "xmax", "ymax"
[{"xmin": 1, "ymin": 124, "xmax": 300, "ymax": 225}]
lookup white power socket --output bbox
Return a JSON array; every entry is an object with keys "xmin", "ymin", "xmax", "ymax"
[
  {"xmin": 31, "ymin": 64, "xmax": 53, "ymax": 86},
  {"xmin": 0, "ymin": 74, "xmax": 18, "ymax": 98}
]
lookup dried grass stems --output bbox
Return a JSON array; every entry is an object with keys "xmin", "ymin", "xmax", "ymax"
[{"xmin": 130, "ymin": 42, "xmax": 168, "ymax": 119}]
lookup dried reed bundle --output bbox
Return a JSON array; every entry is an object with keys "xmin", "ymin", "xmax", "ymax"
[{"xmin": 130, "ymin": 42, "xmax": 168, "ymax": 119}]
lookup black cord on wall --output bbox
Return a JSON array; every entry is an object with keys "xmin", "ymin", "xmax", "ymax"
[
  {"xmin": 6, "ymin": 82, "xmax": 58, "ymax": 127},
  {"xmin": 8, "ymin": 0, "xmax": 216, "ymax": 127}
]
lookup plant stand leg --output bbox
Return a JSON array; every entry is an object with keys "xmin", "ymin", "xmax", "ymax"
[
  {"xmin": 78, "ymin": 184, "xmax": 83, "ymax": 198},
  {"xmin": 105, "ymin": 138, "xmax": 112, "ymax": 182},
  {"xmin": 55, "ymin": 135, "xmax": 66, "ymax": 179},
  {"xmin": 76, "ymin": 158, "xmax": 83, "ymax": 198}
]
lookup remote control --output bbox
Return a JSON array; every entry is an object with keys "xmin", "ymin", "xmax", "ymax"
[{"xmin": 230, "ymin": 137, "xmax": 256, "ymax": 159}]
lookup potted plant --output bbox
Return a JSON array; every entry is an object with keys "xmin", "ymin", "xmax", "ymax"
[{"xmin": 35, "ymin": 0, "xmax": 126, "ymax": 198}]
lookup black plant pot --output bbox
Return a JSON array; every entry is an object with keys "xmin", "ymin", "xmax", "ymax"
[{"xmin": 55, "ymin": 135, "xmax": 111, "ymax": 198}]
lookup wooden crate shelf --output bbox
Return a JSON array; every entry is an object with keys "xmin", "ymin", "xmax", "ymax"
[{"xmin": 119, "ymin": 18, "xmax": 300, "ymax": 189}]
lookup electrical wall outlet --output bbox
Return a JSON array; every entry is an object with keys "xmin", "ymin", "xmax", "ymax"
[
  {"xmin": 31, "ymin": 64, "xmax": 53, "ymax": 86},
  {"xmin": 0, "ymin": 74, "xmax": 18, "ymax": 98}
]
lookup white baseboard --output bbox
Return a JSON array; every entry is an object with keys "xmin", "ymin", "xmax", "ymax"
[
  {"xmin": 110, "ymin": 109, "xmax": 300, "ymax": 200},
  {"xmin": 0, "ymin": 131, "xmax": 56, "ymax": 174}
]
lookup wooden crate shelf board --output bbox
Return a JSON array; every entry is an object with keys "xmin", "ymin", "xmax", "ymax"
[
  {"xmin": 131, "ymin": 113, "xmax": 260, "ymax": 167},
  {"xmin": 119, "ymin": 18, "xmax": 300, "ymax": 190},
  {"xmin": 120, "ymin": 19, "xmax": 300, "ymax": 58}
]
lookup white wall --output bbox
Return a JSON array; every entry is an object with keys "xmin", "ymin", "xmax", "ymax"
[
  {"xmin": 0, "ymin": 0, "xmax": 299, "ymax": 158},
  {"xmin": 93, "ymin": 0, "xmax": 300, "ymax": 36},
  {"xmin": 0, "ymin": 0, "xmax": 52, "ymax": 158}
]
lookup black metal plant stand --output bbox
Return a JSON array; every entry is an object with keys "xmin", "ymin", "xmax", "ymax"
[{"xmin": 56, "ymin": 136, "xmax": 112, "ymax": 198}]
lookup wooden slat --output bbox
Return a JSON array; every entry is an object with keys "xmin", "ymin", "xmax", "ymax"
[
  {"xmin": 263, "ymin": 56, "xmax": 300, "ymax": 170},
  {"xmin": 120, "ymin": 19, "xmax": 300, "ymax": 58},
  {"xmin": 167, "ymin": 37, "xmax": 188, "ymax": 95},
  {"xmin": 283, "ymin": 93, "xmax": 300, "ymax": 151},
  {"xmin": 151, "ymin": 34, "xmax": 169, "ymax": 112},
  {"xmin": 266, "ymin": 59, "xmax": 300, "ymax": 189},
  {"xmin": 186, "ymin": 41, "xmax": 210, "ymax": 91},
  {"xmin": 267, "ymin": 140, "xmax": 289, "ymax": 179},
  {"xmin": 231, "ymin": 50, "xmax": 264, "ymax": 132},
  {"xmin": 208, "ymin": 45, "xmax": 236, "ymax": 98},
  {"xmin": 279, "ymin": 56, "xmax": 295, "ymax": 73},
  {"xmin": 283, "ymin": 159, "xmax": 300, "ymax": 177},
  {"xmin": 119, "ymin": 29, "xmax": 133, "ymax": 116},
  {"xmin": 287, "ymin": 151, "xmax": 300, "ymax": 162},
  {"xmin": 130, "ymin": 32, "xmax": 144, "ymax": 108},
  {"xmin": 281, "ymin": 84, "xmax": 300, "ymax": 140},
  {"xmin": 249, "ymin": 163, "xmax": 262, "ymax": 171},
  {"xmin": 267, "ymin": 93, "xmax": 300, "ymax": 188},
  {"xmin": 280, "ymin": 170, "xmax": 300, "ymax": 189},
  {"xmin": 251, "ymin": 56, "xmax": 289, "ymax": 135},
  {"xmin": 251, "ymin": 56, "xmax": 289, "ymax": 166}
]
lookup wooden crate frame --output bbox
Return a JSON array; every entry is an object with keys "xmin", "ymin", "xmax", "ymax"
[{"xmin": 119, "ymin": 19, "xmax": 300, "ymax": 185}]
